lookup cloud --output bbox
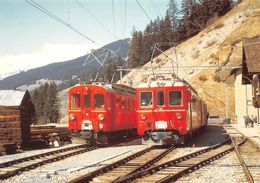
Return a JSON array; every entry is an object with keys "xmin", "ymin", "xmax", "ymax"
[{"xmin": 0, "ymin": 43, "xmax": 99, "ymax": 79}]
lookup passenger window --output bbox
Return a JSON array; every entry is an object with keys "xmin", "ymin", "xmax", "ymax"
[
  {"xmin": 84, "ymin": 94, "xmax": 90, "ymax": 108},
  {"xmin": 71, "ymin": 94, "xmax": 81, "ymax": 109},
  {"xmin": 140, "ymin": 91, "xmax": 153, "ymax": 107},
  {"xmin": 169, "ymin": 91, "xmax": 182, "ymax": 106},
  {"xmin": 94, "ymin": 94, "xmax": 104, "ymax": 109},
  {"xmin": 156, "ymin": 91, "xmax": 164, "ymax": 106}
]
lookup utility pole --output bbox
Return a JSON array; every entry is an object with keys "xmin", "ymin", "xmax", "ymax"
[
  {"xmin": 245, "ymin": 85, "xmax": 248, "ymax": 116},
  {"xmin": 225, "ymin": 80, "xmax": 229, "ymax": 118},
  {"xmin": 118, "ymin": 66, "xmax": 124, "ymax": 84}
]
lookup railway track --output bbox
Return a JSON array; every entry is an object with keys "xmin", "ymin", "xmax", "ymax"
[
  {"xmin": 174, "ymin": 125, "xmax": 260, "ymax": 183},
  {"xmin": 69, "ymin": 145, "xmax": 177, "ymax": 183},
  {"xmin": 229, "ymin": 126, "xmax": 260, "ymax": 183},
  {"xmin": 112, "ymin": 136, "xmax": 232, "ymax": 183},
  {"xmin": 0, "ymin": 145, "xmax": 97, "ymax": 180}
]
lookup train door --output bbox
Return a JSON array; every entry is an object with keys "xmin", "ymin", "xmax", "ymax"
[
  {"xmin": 191, "ymin": 95, "xmax": 199, "ymax": 129},
  {"xmin": 82, "ymin": 86, "xmax": 92, "ymax": 130},
  {"xmin": 69, "ymin": 87, "xmax": 83, "ymax": 130},
  {"xmin": 186, "ymin": 91, "xmax": 192, "ymax": 130}
]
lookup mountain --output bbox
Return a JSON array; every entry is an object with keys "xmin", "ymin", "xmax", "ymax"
[
  {"xmin": 120, "ymin": 0, "xmax": 260, "ymax": 118},
  {"xmin": 0, "ymin": 38, "xmax": 130, "ymax": 90}
]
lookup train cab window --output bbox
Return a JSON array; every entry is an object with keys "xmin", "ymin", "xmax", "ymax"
[
  {"xmin": 169, "ymin": 90, "xmax": 182, "ymax": 106},
  {"xmin": 156, "ymin": 91, "xmax": 164, "ymax": 106},
  {"xmin": 94, "ymin": 94, "xmax": 104, "ymax": 109},
  {"xmin": 84, "ymin": 94, "xmax": 90, "ymax": 108},
  {"xmin": 71, "ymin": 94, "xmax": 81, "ymax": 109},
  {"xmin": 140, "ymin": 91, "xmax": 153, "ymax": 107}
]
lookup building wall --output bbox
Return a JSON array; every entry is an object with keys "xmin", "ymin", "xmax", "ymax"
[{"xmin": 235, "ymin": 74, "xmax": 259, "ymax": 126}]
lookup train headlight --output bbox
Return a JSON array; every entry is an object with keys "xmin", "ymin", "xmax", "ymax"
[
  {"xmin": 99, "ymin": 123, "xmax": 104, "ymax": 130},
  {"xmin": 98, "ymin": 114, "xmax": 104, "ymax": 121},
  {"xmin": 176, "ymin": 112, "xmax": 182, "ymax": 120},
  {"xmin": 69, "ymin": 114, "xmax": 75, "ymax": 121},
  {"xmin": 141, "ymin": 114, "xmax": 146, "ymax": 120}
]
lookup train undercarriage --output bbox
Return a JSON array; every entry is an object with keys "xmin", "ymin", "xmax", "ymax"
[
  {"xmin": 73, "ymin": 129, "xmax": 137, "ymax": 145},
  {"xmin": 142, "ymin": 130, "xmax": 186, "ymax": 145}
]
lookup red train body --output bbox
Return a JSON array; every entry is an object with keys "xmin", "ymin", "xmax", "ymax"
[
  {"xmin": 68, "ymin": 83, "xmax": 136, "ymax": 144},
  {"xmin": 136, "ymin": 79, "xmax": 208, "ymax": 144}
]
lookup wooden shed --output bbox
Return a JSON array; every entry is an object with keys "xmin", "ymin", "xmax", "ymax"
[
  {"xmin": 0, "ymin": 90, "xmax": 34, "ymax": 155},
  {"xmin": 242, "ymin": 38, "xmax": 260, "ymax": 107}
]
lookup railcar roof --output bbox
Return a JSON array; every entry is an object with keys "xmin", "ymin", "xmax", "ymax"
[
  {"xmin": 71, "ymin": 83, "xmax": 135, "ymax": 96},
  {"xmin": 136, "ymin": 80, "xmax": 185, "ymax": 88},
  {"xmin": 136, "ymin": 79, "xmax": 198, "ymax": 95}
]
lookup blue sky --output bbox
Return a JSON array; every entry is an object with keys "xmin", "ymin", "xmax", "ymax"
[{"xmin": 0, "ymin": 0, "xmax": 170, "ymax": 78}]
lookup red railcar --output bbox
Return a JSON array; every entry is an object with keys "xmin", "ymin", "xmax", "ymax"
[
  {"xmin": 136, "ymin": 79, "xmax": 208, "ymax": 144},
  {"xmin": 68, "ymin": 83, "xmax": 136, "ymax": 144}
]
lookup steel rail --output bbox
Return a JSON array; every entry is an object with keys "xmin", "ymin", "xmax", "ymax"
[
  {"xmin": 230, "ymin": 128, "xmax": 254, "ymax": 183},
  {"xmin": 112, "ymin": 146, "xmax": 176, "ymax": 183},
  {"xmin": 0, "ymin": 145, "xmax": 97, "ymax": 180},
  {"xmin": 69, "ymin": 145, "xmax": 176, "ymax": 183},
  {"xmin": 113, "ymin": 136, "xmax": 232, "ymax": 183},
  {"xmin": 0, "ymin": 144, "xmax": 87, "ymax": 168}
]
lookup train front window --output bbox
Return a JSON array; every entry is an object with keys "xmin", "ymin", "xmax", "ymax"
[
  {"xmin": 71, "ymin": 94, "xmax": 81, "ymax": 109},
  {"xmin": 156, "ymin": 91, "xmax": 164, "ymax": 106},
  {"xmin": 140, "ymin": 91, "xmax": 153, "ymax": 107},
  {"xmin": 169, "ymin": 90, "xmax": 182, "ymax": 106},
  {"xmin": 94, "ymin": 94, "xmax": 104, "ymax": 109},
  {"xmin": 84, "ymin": 94, "xmax": 90, "ymax": 108}
]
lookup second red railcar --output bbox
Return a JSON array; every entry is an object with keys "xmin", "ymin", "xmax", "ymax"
[{"xmin": 136, "ymin": 79, "xmax": 208, "ymax": 144}]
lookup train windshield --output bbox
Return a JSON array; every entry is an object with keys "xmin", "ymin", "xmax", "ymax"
[
  {"xmin": 140, "ymin": 91, "xmax": 153, "ymax": 107},
  {"xmin": 71, "ymin": 93, "xmax": 81, "ymax": 109},
  {"xmin": 156, "ymin": 91, "xmax": 164, "ymax": 106},
  {"xmin": 94, "ymin": 94, "xmax": 104, "ymax": 109},
  {"xmin": 84, "ymin": 94, "xmax": 90, "ymax": 108},
  {"xmin": 169, "ymin": 90, "xmax": 182, "ymax": 106}
]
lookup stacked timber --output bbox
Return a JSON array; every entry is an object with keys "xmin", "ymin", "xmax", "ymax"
[
  {"xmin": 0, "ymin": 90, "xmax": 34, "ymax": 155},
  {"xmin": 0, "ymin": 106, "xmax": 21, "ymax": 155}
]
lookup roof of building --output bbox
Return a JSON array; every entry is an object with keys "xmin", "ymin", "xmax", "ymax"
[
  {"xmin": 243, "ymin": 38, "xmax": 260, "ymax": 73},
  {"xmin": 0, "ymin": 90, "xmax": 27, "ymax": 106}
]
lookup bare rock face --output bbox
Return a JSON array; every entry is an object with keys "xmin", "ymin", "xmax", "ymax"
[{"xmin": 121, "ymin": 0, "xmax": 260, "ymax": 118}]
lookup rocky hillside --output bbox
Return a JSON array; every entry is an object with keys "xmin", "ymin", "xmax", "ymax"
[{"xmin": 121, "ymin": 0, "xmax": 260, "ymax": 118}]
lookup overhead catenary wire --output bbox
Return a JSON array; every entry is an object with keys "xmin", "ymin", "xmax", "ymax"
[
  {"xmin": 75, "ymin": 0, "xmax": 117, "ymax": 39},
  {"xmin": 151, "ymin": 0, "xmax": 162, "ymax": 17},
  {"xmin": 124, "ymin": 0, "xmax": 127, "ymax": 38},
  {"xmin": 25, "ymin": 0, "xmax": 101, "ymax": 47},
  {"xmin": 112, "ymin": 0, "xmax": 116, "ymax": 37},
  {"xmin": 136, "ymin": 0, "xmax": 152, "ymax": 21}
]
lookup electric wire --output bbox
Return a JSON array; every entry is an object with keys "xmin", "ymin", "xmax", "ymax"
[
  {"xmin": 136, "ymin": 0, "xmax": 152, "ymax": 21},
  {"xmin": 124, "ymin": 0, "xmax": 127, "ymax": 38},
  {"xmin": 151, "ymin": 0, "xmax": 161, "ymax": 17},
  {"xmin": 75, "ymin": 0, "xmax": 117, "ymax": 39},
  {"xmin": 25, "ymin": 0, "xmax": 101, "ymax": 46},
  {"xmin": 112, "ymin": 0, "xmax": 116, "ymax": 37}
]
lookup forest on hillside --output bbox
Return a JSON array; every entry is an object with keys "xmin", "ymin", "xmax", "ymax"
[{"xmin": 128, "ymin": 0, "xmax": 234, "ymax": 68}]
